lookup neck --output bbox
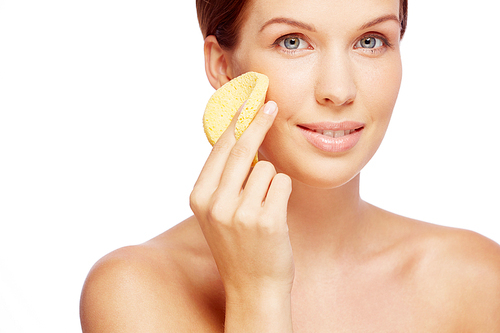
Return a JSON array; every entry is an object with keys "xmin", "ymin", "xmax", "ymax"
[{"xmin": 286, "ymin": 174, "xmax": 370, "ymax": 261}]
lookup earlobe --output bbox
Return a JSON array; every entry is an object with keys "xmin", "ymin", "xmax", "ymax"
[{"xmin": 204, "ymin": 35, "xmax": 232, "ymax": 90}]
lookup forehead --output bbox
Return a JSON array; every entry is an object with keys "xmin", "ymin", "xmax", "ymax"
[{"xmin": 243, "ymin": 0, "xmax": 400, "ymax": 33}]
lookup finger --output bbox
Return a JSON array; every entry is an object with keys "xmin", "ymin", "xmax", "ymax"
[
  {"xmin": 240, "ymin": 161, "xmax": 277, "ymax": 208},
  {"xmin": 216, "ymin": 101, "xmax": 278, "ymax": 198},
  {"xmin": 193, "ymin": 101, "xmax": 246, "ymax": 191},
  {"xmin": 263, "ymin": 173, "xmax": 292, "ymax": 220}
]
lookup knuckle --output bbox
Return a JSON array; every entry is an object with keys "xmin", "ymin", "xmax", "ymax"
[
  {"xmin": 253, "ymin": 113, "xmax": 270, "ymax": 128},
  {"xmin": 274, "ymin": 173, "xmax": 292, "ymax": 188},
  {"xmin": 234, "ymin": 207, "xmax": 252, "ymax": 226},
  {"xmin": 229, "ymin": 144, "xmax": 251, "ymax": 160},
  {"xmin": 277, "ymin": 172, "xmax": 292, "ymax": 182},
  {"xmin": 254, "ymin": 160, "xmax": 276, "ymax": 174},
  {"xmin": 256, "ymin": 213, "xmax": 280, "ymax": 234},
  {"xmin": 208, "ymin": 198, "xmax": 232, "ymax": 223},
  {"xmin": 260, "ymin": 211, "xmax": 288, "ymax": 233},
  {"xmin": 211, "ymin": 137, "xmax": 234, "ymax": 155},
  {"xmin": 189, "ymin": 189, "xmax": 205, "ymax": 212}
]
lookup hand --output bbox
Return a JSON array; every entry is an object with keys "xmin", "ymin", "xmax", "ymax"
[{"xmin": 190, "ymin": 101, "xmax": 295, "ymax": 297}]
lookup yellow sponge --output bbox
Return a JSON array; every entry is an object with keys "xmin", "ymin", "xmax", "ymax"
[{"xmin": 203, "ymin": 72, "xmax": 269, "ymax": 164}]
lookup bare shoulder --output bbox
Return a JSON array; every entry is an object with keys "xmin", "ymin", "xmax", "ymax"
[
  {"xmin": 424, "ymin": 224, "xmax": 500, "ymax": 305},
  {"xmin": 411, "ymin": 220, "xmax": 500, "ymax": 289},
  {"xmin": 385, "ymin": 210, "xmax": 500, "ymax": 331},
  {"xmin": 80, "ymin": 216, "xmax": 224, "ymax": 333},
  {"xmin": 424, "ymin": 224, "xmax": 500, "ymax": 331}
]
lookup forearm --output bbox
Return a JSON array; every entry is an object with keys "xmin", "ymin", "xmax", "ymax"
[{"xmin": 224, "ymin": 289, "xmax": 293, "ymax": 332}]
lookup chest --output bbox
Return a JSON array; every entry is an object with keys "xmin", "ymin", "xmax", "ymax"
[
  {"xmin": 289, "ymin": 274, "xmax": 460, "ymax": 333},
  {"xmin": 190, "ymin": 247, "xmax": 464, "ymax": 332}
]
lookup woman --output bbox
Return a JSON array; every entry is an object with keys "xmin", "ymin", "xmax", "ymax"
[{"xmin": 80, "ymin": 0, "xmax": 500, "ymax": 331}]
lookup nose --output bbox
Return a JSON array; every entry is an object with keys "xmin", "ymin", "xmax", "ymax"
[{"xmin": 314, "ymin": 51, "xmax": 357, "ymax": 107}]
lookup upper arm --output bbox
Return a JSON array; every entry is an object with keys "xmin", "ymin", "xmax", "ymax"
[
  {"xmin": 80, "ymin": 247, "xmax": 172, "ymax": 332},
  {"xmin": 80, "ymin": 246, "xmax": 218, "ymax": 333},
  {"xmin": 469, "ymin": 235, "xmax": 500, "ymax": 332},
  {"xmin": 449, "ymin": 230, "xmax": 500, "ymax": 332}
]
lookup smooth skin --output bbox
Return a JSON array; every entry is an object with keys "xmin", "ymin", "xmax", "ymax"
[{"xmin": 80, "ymin": 0, "xmax": 500, "ymax": 331}]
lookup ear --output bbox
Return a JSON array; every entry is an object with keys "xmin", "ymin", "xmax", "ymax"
[{"xmin": 204, "ymin": 35, "xmax": 233, "ymax": 90}]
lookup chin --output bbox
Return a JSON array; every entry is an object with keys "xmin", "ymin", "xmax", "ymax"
[
  {"xmin": 259, "ymin": 149, "xmax": 365, "ymax": 190},
  {"xmin": 292, "ymin": 164, "xmax": 361, "ymax": 190}
]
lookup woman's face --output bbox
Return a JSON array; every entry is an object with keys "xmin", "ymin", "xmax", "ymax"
[{"xmin": 226, "ymin": 0, "xmax": 402, "ymax": 189}]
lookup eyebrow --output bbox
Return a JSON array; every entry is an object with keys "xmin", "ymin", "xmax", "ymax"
[
  {"xmin": 259, "ymin": 14, "xmax": 400, "ymax": 34},
  {"xmin": 259, "ymin": 17, "xmax": 316, "ymax": 33},
  {"xmin": 359, "ymin": 14, "xmax": 400, "ymax": 30}
]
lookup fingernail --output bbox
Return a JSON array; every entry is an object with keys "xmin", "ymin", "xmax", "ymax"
[{"xmin": 263, "ymin": 101, "xmax": 277, "ymax": 115}]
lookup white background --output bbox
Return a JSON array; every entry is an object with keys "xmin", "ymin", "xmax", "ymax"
[{"xmin": 0, "ymin": 0, "xmax": 499, "ymax": 332}]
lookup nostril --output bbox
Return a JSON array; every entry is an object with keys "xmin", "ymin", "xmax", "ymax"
[{"xmin": 314, "ymin": 68, "xmax": 357, "ymax": 107}]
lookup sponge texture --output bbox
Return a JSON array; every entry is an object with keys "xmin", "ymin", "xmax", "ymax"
[{"xmin": 203, "ymin": 72, "xmax": 269, "ymax": 163}]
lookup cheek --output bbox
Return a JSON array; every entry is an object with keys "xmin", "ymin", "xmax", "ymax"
[
  {"xmin": 260, "ymin": 67, "xmax": 313, "ymax": 159},
  {"xmin": 357, "ymin": 57, "xmax": 402, "ymax": 162},
  {"xmin": 363, "ymin": 57, "xmax": 402, "ymax": 121},
  {"xmin": 232, "ymin": 49, "xmax": 314, "ymax": 111},
  {"xmin": 264, "ymin": 64, "xmax": 315, "ymax": 118}
]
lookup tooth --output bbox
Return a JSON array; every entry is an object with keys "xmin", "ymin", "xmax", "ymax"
[
  {"xmin": 323, "ymin": 130, "xmax": 334, "ymax": 137},
  {"xmin": 334, "ymin": 130, "xmax": 344, "ymax": 138}
]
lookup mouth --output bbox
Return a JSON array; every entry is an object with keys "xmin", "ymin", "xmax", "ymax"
[
  {"xmin": 304, "ymin": 128, "xmax": 363, "ymax": 138},
  {"xmin": 298, "ymin": 122, "xmax": 365, "ymax": 137},
  {"xmin": 297, "ymin": 121, "xmax": 365, "ymax": 153}
]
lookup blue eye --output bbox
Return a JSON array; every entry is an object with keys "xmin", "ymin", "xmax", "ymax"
[
  {"xmin": 279, "ymin": 36, "xmax": 309, "ymax": 50},
  {"xmin": 282, "ymin": 37, "xmax": 300, "ymax": 49},
  {"xmin": 356, "ymin": 36, "xmax": 384, "ymax": 49}
]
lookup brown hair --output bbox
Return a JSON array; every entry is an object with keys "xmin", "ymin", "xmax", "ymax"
[{"xmin": 196, "ymin": 0, "xmax": 408, "ymax": 50}]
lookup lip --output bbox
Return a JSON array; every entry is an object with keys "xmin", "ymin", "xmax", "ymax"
[{"xmin": 298, "ymin": 121, "xmax": 365, "ymax": 153}]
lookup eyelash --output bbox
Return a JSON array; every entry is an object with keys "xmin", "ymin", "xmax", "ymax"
[
  {"xmin": 355, "ymin": 34, "xmax": 393, "ymax": 54},
  {"xmin": 271, "ymin": 33, "xmax": 392, "ymax": 56},
  {"xmin": 271, "ymin": 33, "xmax": 311, "ymax": 55}
]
